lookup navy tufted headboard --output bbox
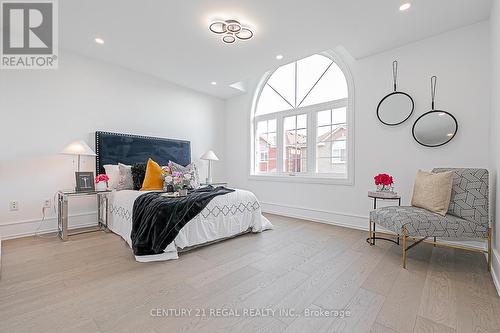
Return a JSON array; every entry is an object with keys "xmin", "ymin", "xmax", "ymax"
[{"xmin": 95, "ymin": 131, "xmax": 191, "ymax": 175}]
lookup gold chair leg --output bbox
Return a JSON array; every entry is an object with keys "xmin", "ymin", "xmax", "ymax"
[
  {"xmin": 488, "ymin": 227, "xmax": 492, "ymax": 272},
  {"xmin": 402, "ymin": 226, "xmax": 407, "ymax": 269},
  {"xmin": 368, "ymin": 219, "xmax": 373, "ymax": 245}
]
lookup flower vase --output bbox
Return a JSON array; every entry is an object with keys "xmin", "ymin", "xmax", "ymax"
[
  {"xmin": 377, "ymin": 184, "xmax": 393, "ymax": 193},
  {"xmin": 96, "ymin": 181, "xmax": 107, "ymax": 191}
]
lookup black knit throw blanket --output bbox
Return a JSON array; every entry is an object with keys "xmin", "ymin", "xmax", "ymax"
[{"xmin": 131, "ymin": 186, "xmax": 234, "ymax": 256}]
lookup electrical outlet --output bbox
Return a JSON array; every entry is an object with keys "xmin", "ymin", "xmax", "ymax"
[
  {"xmin": 9, "ymin": 201, "xmax": 19, "ymax": 211},
  {"xmin": 43, "ymin": 199, "xmax": 52, "ymax": 209}
]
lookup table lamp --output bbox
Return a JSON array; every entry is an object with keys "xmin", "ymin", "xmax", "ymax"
[
  {"xmin": 61, "ymin": 140, "xmax": 96, "ymax": 172},
  {"xmin": 200, "ymin": 150, "xmax": 219, "ymax": 184}
]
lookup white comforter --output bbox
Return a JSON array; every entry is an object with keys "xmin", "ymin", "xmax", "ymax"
[{"xmin": 107, "ymin": 188, "xmax": 273, "ymax": 262}]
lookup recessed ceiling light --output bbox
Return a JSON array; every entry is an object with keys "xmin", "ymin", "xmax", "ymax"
[
  {"xmin": 94, "ymin": 38, "xmax": 104, "ymax": 44},
  {"xmin": 399, "ymin": 3, "xmax": 411, "ymax": 11},
  {"xmin": 276, "ymin": 54, "xmax": 284, "ymax": 60},
  {"xmin": 211, "ymin": 81, "xmax": 217, "ymax": 85}
]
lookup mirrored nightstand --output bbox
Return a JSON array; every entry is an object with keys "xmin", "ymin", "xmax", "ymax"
[{"xmin": 57, "ymin": 190, "xmax": 111, "ymax": 241}]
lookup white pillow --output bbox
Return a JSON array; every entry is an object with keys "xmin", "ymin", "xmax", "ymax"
[
  {"xmin": 103, "ymin": 164, "xmax": 120, "ymax": 190},
  {"xmin": 117, "ymin": 163, "xmax": 134, "ymax": 190}
]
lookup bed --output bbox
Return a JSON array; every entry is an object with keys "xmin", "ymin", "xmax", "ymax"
[{"xmin": 95, "ymin": 131, "xmax": 272, "ymax": 262}]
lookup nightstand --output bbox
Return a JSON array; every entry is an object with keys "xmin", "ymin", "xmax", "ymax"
[{"xmin": 57, "ymin": 190, "xmax": 111, "ymax": 241}]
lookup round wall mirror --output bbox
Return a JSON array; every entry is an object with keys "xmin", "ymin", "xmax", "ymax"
[
  {"xmin": 377, "ymin": 92, "xmax": 414, "ymax": 125},
  {"xmin": 376, "ymin": 60, "xmax": 414, "ymax": 126},
  {"xmin": 412, "ymin": 110, "xmax": 458, "ymax": 147},
  {"xmin": 413, "ymin": 76, "xmax": 458, "ymax": 147}
]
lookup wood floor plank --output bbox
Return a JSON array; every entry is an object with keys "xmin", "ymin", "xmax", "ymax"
[
  {"xmin": 418, "ymin": 247, "xmax": 457, "ymax": 329},
  {"xmin": 313, "ymin": 245, "xmax": 388, "ymax": 310},
  {"xmin": 185, "ymin": 251, "xmax": 265, "ymax": 287},
  {"xmin": 272, "ymin": 249, "xmax": 362, "ymax": 324},
  {"xmin": 361, "ymin": 245, "xmax": 403, "ymax": 296},
  {"xmin": 284, "ymin": 304, "xmax": 337, "ymax": 333},
  {"xmin": 413, "ymin": 315, "xmax": 456, "ymax": 333},
  {"xmin": 455, "ymin": 293, "xmax": 499, "ymax": 333},
  {"xmin": 375, "ymin": 245, "xmax": 433, "ymax": 333},
  {"xmin": 453, "ymin": 249, "xmax": 497, "ymax": 302},
  {"xmin": 370, "ymin": 322, "xmax": 400, "ymax": 333},
  {"xmin": 327, "ymin": 287, "xmax": 385, "ymax": 333}
]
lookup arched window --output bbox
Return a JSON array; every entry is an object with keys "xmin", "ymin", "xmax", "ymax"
[{"xmin": 252, "ymin": 53, "xmax": 352, "ymax": 182}]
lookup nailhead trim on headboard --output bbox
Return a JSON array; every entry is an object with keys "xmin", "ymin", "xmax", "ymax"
[{"xmin": 95, "ymin": 131, "xmax": 191, "ymax": 175}]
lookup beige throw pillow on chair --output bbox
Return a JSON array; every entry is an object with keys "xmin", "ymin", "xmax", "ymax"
[{"xmin": 411, "ymin": 170, "xmax": 454, "ymax": 216}]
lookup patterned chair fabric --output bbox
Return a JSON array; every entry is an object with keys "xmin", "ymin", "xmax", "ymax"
[
  {"xmin": 370, "ymin": 168, "xmax": 489, "ymax": 239},
  {"xmin": 370, "ymin": 206, "xmax": 488, "ymax": 238}
]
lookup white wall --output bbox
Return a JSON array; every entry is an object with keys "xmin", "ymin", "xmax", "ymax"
[
  {"xmin": 489, "ymin": 2, "xmax": 500, "ymax": 292},
  {"xmin": 225, "ymin": 22, "xmax": 490, "ymax": 230},
  {"xmin": 0, "ymin": 51, "xmax": 225, "ymax": 239}
]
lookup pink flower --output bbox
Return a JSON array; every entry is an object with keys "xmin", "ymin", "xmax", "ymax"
[
  {"xmin": 95, "ymin": 174, "xmax": 109, "ymax": 183},
  {"xmin": 374, "ymin": 173, "xmax": 393, "ymax": 186}
]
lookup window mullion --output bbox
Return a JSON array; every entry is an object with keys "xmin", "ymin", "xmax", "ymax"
[
  {"xmin": 276, "ymin": 114, "xmax": 284, "ymax": 175},
  {"xmin": 307, "ymin": 109, "xmax": 316, "ymax": 175}
]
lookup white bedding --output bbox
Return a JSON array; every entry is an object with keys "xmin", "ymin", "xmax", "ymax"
[{"xmin": 107, "ymin": 188, "xmax": 273, "ymax": 262}]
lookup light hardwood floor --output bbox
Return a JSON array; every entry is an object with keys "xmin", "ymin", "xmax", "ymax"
[{"xmin": 1, "ymin": 214, "xmax": 499, "ymax": 333}]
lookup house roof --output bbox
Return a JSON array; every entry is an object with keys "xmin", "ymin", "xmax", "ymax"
[{"xmin": 259, "ymin": 125, "xmax": 346, "ymax": 147}]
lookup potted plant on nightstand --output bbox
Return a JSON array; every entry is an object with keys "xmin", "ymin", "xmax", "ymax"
[
  {"xmin": 95, "ymin": 174, "xmax": 109, "ymax": 191},
  {"xmin": 374, "ymin": 173, "xmax": 394, "ymax": 193}
]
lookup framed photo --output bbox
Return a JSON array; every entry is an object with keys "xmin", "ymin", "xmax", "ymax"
[{"xmin": 75, "ymin": 172, "xmax": 95, "ymax": 192}]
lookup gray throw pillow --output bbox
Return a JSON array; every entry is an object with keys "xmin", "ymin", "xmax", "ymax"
[{"xmin": 117, "ymin": 163, "xmax": 134, "ymax": 190}]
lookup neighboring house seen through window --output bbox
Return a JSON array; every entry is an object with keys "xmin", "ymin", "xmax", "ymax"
[{"xmin": 252, "ymin": 53, "xmax": 351, "ymax": 181}]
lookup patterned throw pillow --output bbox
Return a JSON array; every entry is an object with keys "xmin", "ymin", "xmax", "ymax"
[
  {"xmin": 168, "ymin": 161, "xmax": 200, "ymax": 188},
  {"xmin": 131, "ymin": 163, "xmax": 147, "ymax": 190}
]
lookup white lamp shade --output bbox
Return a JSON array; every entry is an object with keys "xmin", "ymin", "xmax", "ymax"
[
  {"xmin": 200, "ymin": 150, "xmax": 219, "ymax": 161},
  {"xmin": 60, "ymin": 140, "xmax": 96, "ymax": 156}
]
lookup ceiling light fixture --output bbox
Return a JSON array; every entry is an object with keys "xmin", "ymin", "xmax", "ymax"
[
  {"xmin": 94, "ymin": 37, "xmax": 104, "ymax": 44},
  {"xmin": 211, "ymin": 81, "xmax": 217, "ymax": 85},
  {"xmin": 209, "ymin": 19, "xmax": 253, "ymax": 44},
  {"xmin": 399, "ymin": 3, "xmax": 411, "ymax": 11},
  {"xmin": 276, "ymin": 54, "xmax": 284, "ymax": 60}
]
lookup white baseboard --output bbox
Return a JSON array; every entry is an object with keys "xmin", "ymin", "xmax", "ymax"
[
  {"xmin": 491, "ymin": 248, "xmax": 500, "ymax": 296},
  {"xmin": 261, "ymin": 201, "xmax": 368, "ymax": 231},
  {"xmin": 0, "ymin": 212, "xmax": 98, "ymax": 240}
]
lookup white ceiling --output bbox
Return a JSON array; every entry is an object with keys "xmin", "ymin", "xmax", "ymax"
[{"xmin": 60, "ymin": 0, "xmax": 491, "ymax": 99}]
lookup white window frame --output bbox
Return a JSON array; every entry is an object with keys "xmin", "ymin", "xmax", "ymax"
[{"xmin": 249, "ymin": 51, "xmax": 355, "ymax": 185}]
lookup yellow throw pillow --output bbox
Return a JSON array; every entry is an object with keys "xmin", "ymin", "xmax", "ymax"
[
  {"xmin": 140, "ymin": 159, "xmax": 165, "ymax": 191},
  {"xmin": 411, "ymin": 170, "xmax": 454, "ymax": 216}
]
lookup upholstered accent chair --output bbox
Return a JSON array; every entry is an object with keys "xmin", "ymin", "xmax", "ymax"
[{"xmin": 369, "ymin": 168, "xmax": 492, "ymax": 270}]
